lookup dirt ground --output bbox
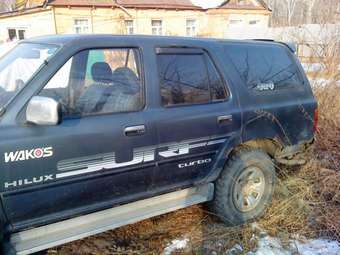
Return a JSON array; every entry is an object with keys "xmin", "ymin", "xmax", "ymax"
[{"xmin": 47, "ymin": 84, "xmax": 340, "ymax": 255}]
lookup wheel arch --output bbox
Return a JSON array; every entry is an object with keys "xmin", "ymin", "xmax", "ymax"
[
  {"xmin": 231, "ymin": 138, "xmax": 283, "ymax": 158},
  {"xmin": 202, "ymin": 134, "xmax": 283, "ymax": 184}
]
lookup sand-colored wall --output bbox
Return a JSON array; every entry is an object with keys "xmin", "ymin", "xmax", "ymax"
[
  {"xmin": 53, "ymin": 7, "xmax": 207, "ymax": 36},
  {"xmin": 53, "ymin": 7, "xmax": 270, "ymax": 38},
  {"xmin": 205, "ymin": 9, "xmax": 271, "ymax": 38},
  {"xmin": 0, "ymin": 6, "xmax": 271, "ymax": 42},
  {"xmin": 0, "ymin": 9, "xmax": 55, "ymax": 43}
]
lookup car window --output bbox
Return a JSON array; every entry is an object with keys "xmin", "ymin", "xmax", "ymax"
[
  {"xmin": 224, "ymin": 43, "xmax": 303, "ymax": 91},
  {"xmin": 157, "ymin": 50, "xmax": 228, "ymax": 106},
  {"xmin": 40, "ymin": 48, "xmax": 143, "ymax": 117},
  {"xmin": 0, "ymin": 43, "xmax": 58, "ymax": 110},
  {"xmin": 206, "ymin": 56, "xmax": 229, "ymax": 100}
]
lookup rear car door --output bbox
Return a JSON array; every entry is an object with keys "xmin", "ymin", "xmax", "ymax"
[
  {"xmin": 0, "ymin": 47, "xmax": 158, "ymax": 229},
  {"xmin": 224, "ymin": 42, "xmax": 316, "ymax": 145},
  {"xmin": 152, "ymin": 47, "xmax": 241, "ymax": 189}
]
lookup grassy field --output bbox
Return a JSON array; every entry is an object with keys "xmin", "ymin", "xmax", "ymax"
[{"xmin": 48, "ymin": 83, "xmax": 340, "ymax": 255}]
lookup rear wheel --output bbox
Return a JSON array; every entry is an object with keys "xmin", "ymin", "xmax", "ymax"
[{"xmin": 212, "ymin": 149, "xmax": 276, "ymax": 225}]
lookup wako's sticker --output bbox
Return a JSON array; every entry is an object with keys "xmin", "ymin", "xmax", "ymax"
[{"xmin": 4, "ymin": 147, "xmax": 53, "ymax": 163}]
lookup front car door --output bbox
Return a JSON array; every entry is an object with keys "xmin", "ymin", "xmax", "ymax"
[{"xmin": 0, "ymin": 45, "xmax": 158, "ymax": 230}]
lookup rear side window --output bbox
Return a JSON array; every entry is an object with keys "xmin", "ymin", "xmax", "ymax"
[
  {"xmin": 225, "ymin": 44, "xmax": 303, "ymax": 91},
  {"xmin": 157, "ymin": 49, "xmax": 228, "ymax": 106}
]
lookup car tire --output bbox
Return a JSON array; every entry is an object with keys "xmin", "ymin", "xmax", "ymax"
[{"xmin": 212, "ymin": 149, "xmax": 276, "ymax": 225}]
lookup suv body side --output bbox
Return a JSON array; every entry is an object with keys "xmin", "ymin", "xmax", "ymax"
[
  {"xmin": 0, "ymin": 36, "xmax": 316, "ymax": 240},
  {"xmin": 0, "ymin": 37, "xmax": 242, "ymax": 235}
]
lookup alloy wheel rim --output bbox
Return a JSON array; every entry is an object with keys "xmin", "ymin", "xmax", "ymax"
[{"xmin": 232, "ymin": 166, "xmax": 266, "ymax": 212}]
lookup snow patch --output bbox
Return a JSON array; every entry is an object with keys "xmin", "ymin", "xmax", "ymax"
[
  {"xmin": 247, "ymin": 236, "xmax": 291, "ymax": 255},
  {"xmin": 302, "ymin": 63, "xmax": 325, "ymax": 73},
  {"xmin": 162, "ymin": 238, "xmax": 189, "ymax": 255},
  {"xmin": 292, "ymin": 239, "xmax": 340, "ymax": 255},
  {"xmin": 310, "ymin": 78, "xmax": 340, "ymax": 87},
  {"xmin": 247, "ymin": 236, "xmax": 340, "ymax": 255},
  {"xmin": 163, "ymin": 235, "xmax": 339, "ymax": 255}
]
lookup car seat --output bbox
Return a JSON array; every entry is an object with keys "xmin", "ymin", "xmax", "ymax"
[{"xmin": 76, "ymin": 62, "xmax": 113, "ymax": 114}]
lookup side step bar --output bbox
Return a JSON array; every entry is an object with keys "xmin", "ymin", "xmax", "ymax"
[{"xmin": 9, "ymin": 183, "xmax": 214, "ymax": 255}]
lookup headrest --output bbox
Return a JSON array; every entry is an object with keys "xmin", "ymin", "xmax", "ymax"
[
  {"xmin": 91, "ymin": 62, "xmax": 112, "ymax": 84},
  {"xmin": 112, "ymin": 67, "xmax": 140, "ymax": 94},
  {"xmin": 112, "ymin": 67, "xmax": 138, "ymax": 79}
]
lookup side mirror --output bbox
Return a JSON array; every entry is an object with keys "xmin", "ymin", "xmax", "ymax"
[{"xmin": 26, "ymin": 96, "xmax": 61, "ymax": 126}]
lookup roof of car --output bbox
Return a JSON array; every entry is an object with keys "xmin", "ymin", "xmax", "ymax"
[
  {"xmin": 24, "ymin": 34, "xmax": 274, "ymax": 44},
  {"xmin": 24, "ymin": 34, "xmax": 221, "ymax": 45}
]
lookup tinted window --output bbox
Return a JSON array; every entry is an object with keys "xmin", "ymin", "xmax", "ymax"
[
  {"xmin": 158, "ymin": 51, "xmax": 227, "ymax": 106},
  {"xmin": 207, "ymin": 57, "xmax": 228, "ymax": 100},
  {"xmin": 40, "ymin": 48, "xmax": 143, "ymax": 117},
  {"xmin": 225, "ymin": 44, "xmax": 303, "ymax": 91}
]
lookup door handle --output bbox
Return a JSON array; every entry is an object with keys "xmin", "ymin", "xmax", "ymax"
[
  {"xmin": 124, "ymin": 125, "xmax": 146, "ymax": 136},
  {"xmin": 217, "ymin": 115, "xmax": 233, "ymax": 125}
]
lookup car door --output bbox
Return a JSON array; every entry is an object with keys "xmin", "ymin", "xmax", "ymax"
[
  {"xmin": 152, "ymin": 47, "xmax": 241, "ymax": 190},
  {"xmin": 0, "ymin": 47, "xmax": 158, "ymax": 229}
]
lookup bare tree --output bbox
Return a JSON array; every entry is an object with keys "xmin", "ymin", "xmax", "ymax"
[
  {"xmin": 264, "ymin": 0, "xmax": 339, "ymax": 26},
  {"xmin": 283, "ymin": 0, "xmax": 298, "ymax": 26},
  {"xmin": 306, "ymin": 0, "xmax": 317, "ymax": 24}
]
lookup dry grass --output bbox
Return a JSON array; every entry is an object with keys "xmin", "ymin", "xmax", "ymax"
[
  {"xmin": 313, "ymin": 83, "xmax": 340, "ymax": 170},
  {"xmin": 49, "ymin": 84, "xmax": 340, "ymax": 255},
  {"xmin": 307, "ymin": 83, "xmax": 340, "ymax": 240}
]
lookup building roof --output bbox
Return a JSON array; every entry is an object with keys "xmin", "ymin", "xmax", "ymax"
[
  {"xmin": 48, "ymin": 0, "xmax": 203, "ymax": 10},
  {"xmin": 0, "ymin": 0, "xmax": 46, "ymax": 13},
  {"xmin": 217, "ymin": 0, "xmax": 269, "ymax": 10},
  {"xmin": 119, "ymin": 0, "xmax": 201, "ymax": 9},
  {"xmin": 0, "ymin": 0, "xmax": 47, "ymax": 16},
  {"xmin": 28, "ymin": 0, "xmax": 47, "ymax": 8},
  {"xmin": 0, "ymin": 0, "xmax": 271, "ymax": 16}
]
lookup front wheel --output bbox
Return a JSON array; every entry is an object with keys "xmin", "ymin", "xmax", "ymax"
[{"xmin": 211, "ymin": 149, "xmax": 276, "ymax": 225}]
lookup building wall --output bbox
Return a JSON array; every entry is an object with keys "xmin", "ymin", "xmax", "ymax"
[
  {"xmin": 132, "ymin": 9, "xmax": 206, "ymax": 36},
  {"xmin": 0, "ymin": 9, "xmax": 55, "ymax": 43},
  {"xmin": 0, "ymin": 6, "xmax": 271, "ymax": 42},
  {"xmin": 53, "ymin": 7, "xmax": 206, "ymax": 36},
  {"xmin": 53, "ymin": 6, "xmax": 269, "ymax": 38},
  {"xmin": 205, "ymin": 9, "xmax": 270, "ymax": 38}
]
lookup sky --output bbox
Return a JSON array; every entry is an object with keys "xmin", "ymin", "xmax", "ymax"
[{"xmin": 191, "ymin": 0, "xmax": 224, "ymax": 8}]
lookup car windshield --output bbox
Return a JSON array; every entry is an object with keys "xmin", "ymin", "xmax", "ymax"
[{"xmin": 0, "ymin": 43, "xmax": 58, "ymax": 110}]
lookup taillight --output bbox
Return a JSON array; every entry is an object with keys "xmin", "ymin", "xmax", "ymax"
[{"xmin": 313, "ymin": 108, "xmax": 319, "ymax": 133}]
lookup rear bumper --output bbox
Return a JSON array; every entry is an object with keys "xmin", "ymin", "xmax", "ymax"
[{"xmin": 274, "ymin": 138, "xmax": 314, "ymax": 165}]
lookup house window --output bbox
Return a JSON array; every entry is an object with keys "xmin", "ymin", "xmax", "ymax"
[
  {"xmin": 151, "ymin": 20, "xmax": 162, "ymax": 35},
  {"xmin": 186, "ymin": 19, "xmax": 197, "ymax": 36},
  {"xmin": 18, "ymin": 30, "xmax": 25, "ymax": 39},
  {"xmin": 125, "ymin": 20, "xmax": 134, "ymax": 35},
  {"xmin": 8, "ymin": 28, "xmax": 26, "ymax": 41},
  {"xmin": 229, "ymin": 19, "xmax": 243, "ymax": 25},
  {"xmin": 74, "ymin": 19, "xmax": 90, "ymax": 34},
  {"xmin": 249, "ymin": 20, "xmax": 261, "ymax": 25}
]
